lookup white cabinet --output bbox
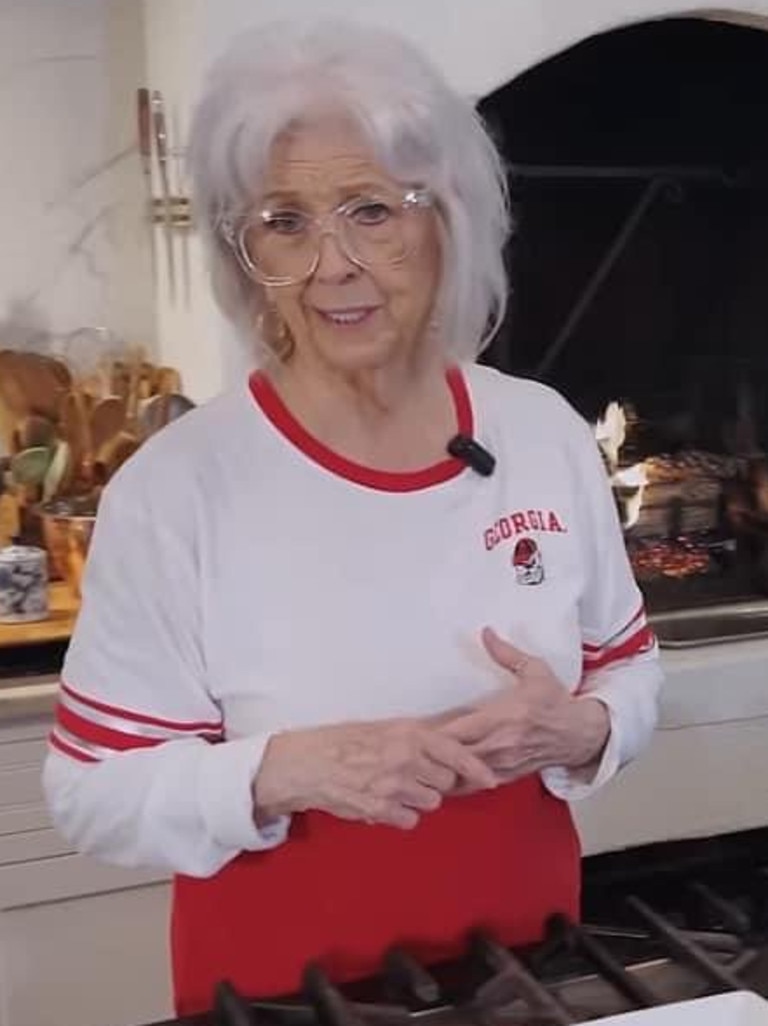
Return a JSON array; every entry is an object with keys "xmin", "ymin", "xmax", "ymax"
[{"xmin": 0, "ymin": 707, "xmax": 172, "ymax": 1026}]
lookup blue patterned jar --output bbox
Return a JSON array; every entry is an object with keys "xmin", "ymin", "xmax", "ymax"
[{"xmin": 0, "ymin": 540, "xmax": 49, "ymax": 624}]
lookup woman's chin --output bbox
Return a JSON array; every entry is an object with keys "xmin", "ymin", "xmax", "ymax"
[{"xmin": 312, "ymin": 328, "xmax": 404, "ymax": 374}]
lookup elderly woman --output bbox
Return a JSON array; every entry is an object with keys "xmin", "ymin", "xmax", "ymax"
[{"xmin": 44, "ymin": 19, "xmax": 662, "ymax": 1017}]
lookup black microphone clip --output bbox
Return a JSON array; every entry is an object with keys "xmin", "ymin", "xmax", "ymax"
[{"xmin": 447, "ymin": 434, "xmax": 496, "ymax": 477}]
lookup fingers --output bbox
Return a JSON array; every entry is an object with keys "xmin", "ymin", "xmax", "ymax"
[
  {"xmin": 324, "ymin": 718, "xmax": 503, "ymax": 832},
  {"xmin": 365, "ymin": 796, "xmax": 421, "ymax": 830},
  {"xmin": 422, "ymin": 730, "xmax": 498, "ymax": 790},
  {"xmin": 482, "ymin": 627, "xmax": 533, "ymax": 676},
  {"xmin": 372, "ymin": 771, "xmax": 444, "ymax": 814},
  {"xmin": 415, "ymin": 756, "xmax": 456, "ymax": 793},
  {"xmin": 439, "ymin": 709, "xmax": 496, "ymax": 745},
  {"xmin": 396, "ymin": 781, "xmax": 444, "ymax": 813}
]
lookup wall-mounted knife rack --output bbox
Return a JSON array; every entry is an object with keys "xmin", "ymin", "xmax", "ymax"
[{"xmin": 137, "ymin": 87, "xmax": 192, "ymax": 306}]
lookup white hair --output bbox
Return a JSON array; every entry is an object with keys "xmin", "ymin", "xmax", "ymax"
[{"xmin": 188, "ymin": 19, "xmax": 511, "ymax": 362}]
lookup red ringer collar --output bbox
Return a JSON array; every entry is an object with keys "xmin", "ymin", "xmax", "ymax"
[{"xmin": 248, "ymin": 366, "xmax": 473, "ymax": 492}]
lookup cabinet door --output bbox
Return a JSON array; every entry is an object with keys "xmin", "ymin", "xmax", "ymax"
[
  {"xmin": 0, "ymin": 882, "xmax": 173, "ymax": 1026},
  {"xmin": 0, "ymin": 726, "xmax": 70, "ymax": 866}
]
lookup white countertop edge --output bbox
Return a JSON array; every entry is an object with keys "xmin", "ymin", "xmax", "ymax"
[
  {"xmin": 0, "ymin": 678, "xmax": 59, "ymax": 724},
  {"xmin": 659, "ymin": 634, "xmax": 768, "ymax": 670}
]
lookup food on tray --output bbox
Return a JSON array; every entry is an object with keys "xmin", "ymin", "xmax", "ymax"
[
  {"xmin": 629, "ymin": 538, "xmax": 712, "ymax": 580},
  {"xmin": 644, "ymin": 451, "xmax": 739, "ymax": 483}
]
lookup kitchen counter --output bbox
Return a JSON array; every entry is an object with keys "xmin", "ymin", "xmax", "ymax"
[{"xmin": 0, "ymin": 583, "xmax": 78, "ymax": 650}]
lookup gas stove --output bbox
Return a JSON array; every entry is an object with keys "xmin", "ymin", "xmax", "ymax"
[{"xmin": 149, "ymin": 829, "xmax": 768, "ymax": 1026}]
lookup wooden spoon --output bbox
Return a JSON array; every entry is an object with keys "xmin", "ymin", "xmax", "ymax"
[
  {"xmin": 43, "ymin": 440, "xmax": 73, "ymax": 501},
  {"xmin": 13, "ymin": 414, "xmax": 56, "ymax": 453},
  {"xmin": 90, "ymin": 396, "xmax": 127, "ymax": 453},
  {"xmin": 0, "ymin": 350, "xmax": 71, "ymax": 420},
  {"xmin": 59, "ymin": 388, "xmax": 94, "ymax": 490},
  {"xmin": 95, "ymin": 431, "xmax": 140, "ymax": 482},
  {"xmin": 139, "ymin": 361, "xmax": 156, "ymax": 400},
  {"xmin": 0, "ymin": 491, "xmax": 20, "ymax": 547},
  {"xmin": 138, "ymin": 393, "xmax": 195, "ymax": 439},
  {"xmin": 154, "ymin": 366, "xmax": 182, "ymax": 396},
  {"xmin": 0, "ymin": 351, "xmax": 32, "ymax": 418},
  {"xmin": 10, "ymin": 446, "xmax": 53, "ymax": 487}
]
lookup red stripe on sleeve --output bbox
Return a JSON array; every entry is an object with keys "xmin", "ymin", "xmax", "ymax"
[
  {"xmin": 57, "ymin": 704, "xmax": 163, "ymax": 751},
  {"xmin": 56, "ymin": 704, "xmax": 222, "ymax": 753},
  {"xmin": 582, "ymin": 623, "xmax": 656, "ymax": 673},
  {"xmin": 49, "ymin": 731, "xmax": 100, "ymax": 764},
  {"xmin": 582, "ymin": 605, "xmax": 644, "ymax": 653},
  {"xmin": 60, "ymin": 680, "xmax": 222, "ymax": 733}
]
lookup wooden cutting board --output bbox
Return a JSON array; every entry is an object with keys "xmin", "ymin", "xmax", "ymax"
[{"xmin": 0, "ymin": 583, "xmax": 78, "ymax": 648}]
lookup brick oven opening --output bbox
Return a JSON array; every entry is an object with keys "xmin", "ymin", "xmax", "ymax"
[{"xmin": 479, "ymin": 16, "xmax": 768, "ymax": 620}]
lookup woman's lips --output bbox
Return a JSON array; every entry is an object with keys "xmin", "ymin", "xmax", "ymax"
[{"xmin": 315, "ymin": 307, "xmax": 378, "ymax": 326}]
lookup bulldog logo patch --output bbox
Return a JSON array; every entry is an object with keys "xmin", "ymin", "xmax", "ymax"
[{"xmin": 511, "ymin": 536, "xmax": 544, "ymax": 585}]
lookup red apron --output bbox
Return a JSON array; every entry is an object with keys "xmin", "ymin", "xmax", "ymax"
[{"xmin": 171, "ymin": 778, "xmax": 581, "ymax": 1016}]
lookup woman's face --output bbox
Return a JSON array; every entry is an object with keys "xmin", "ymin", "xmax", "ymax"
[{"xmin": 254, "ymin": 115, "xmax": 442, "ymax": 374}]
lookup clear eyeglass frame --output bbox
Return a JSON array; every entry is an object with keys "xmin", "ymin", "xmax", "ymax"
[{"xmin": 221, "ymin": 187, "xmax": 435, "ymax": 287}]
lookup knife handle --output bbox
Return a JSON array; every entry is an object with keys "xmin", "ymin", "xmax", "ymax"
[
  {"xmin": 137, "ymin": 88, "xmax": 152, "ymax": 164},
  {"xmin": 151, "ymin": 90, "xmax": 169, "ymax": 168}
]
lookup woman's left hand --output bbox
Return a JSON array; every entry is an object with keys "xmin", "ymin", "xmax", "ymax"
[{"xmin": 439, "ymin": 628, "xmax": 610, "ymax": 784}]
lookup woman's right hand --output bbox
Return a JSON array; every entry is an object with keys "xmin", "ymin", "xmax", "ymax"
[{"xmin": 252, "ymin": 719, "xmax": 498, "ymax": 830}]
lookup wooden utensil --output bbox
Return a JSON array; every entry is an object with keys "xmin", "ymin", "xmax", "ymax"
[
  {"xmin": 110, "ymin": 360, "xmax": 129, "ymax": 403},
  {"xmin": 0, "ymin": 351, "xmax": 32, "ymax": 419},
  {"xmin": 0, "ymin": 397, "xmax": 17, "ymax": 457},
  {"xmin": 155, "ymin": 366, "xmax": 183, "ymax": 396},
  {"xmin": 43, "ymin": 440, "xmax": 73, "ymax": 502},
  {"xmin": 90, "ymin": 396, "xmax": 126, "ymax": 454},
  {"xmin": 79, "ymin": 364, "xmax": 112, "ymax": 404},
  {"xmin": 10, "ymin": 446, "xmax": 53, "ymax": 487},
  {"xmin": 95, "ymin": 431, "xmax": 141, "ymax": 481},
  {"xmin": 138, "ymin": 362, "xmax": 156, "ymax": 400},
  {"xmin": 14, "ymin": 414, "xmax": 56, "ymax": 453},
  {"xmin": 138, "ymin": 392, "xmax": 194, "ymax": 439},
  {"xmin": 0, "ymin": 492, "xmax": 20, "ymax": 548},
  {"xmin": 0, "ymin": 350, "xmax": 71, "ymax": 421},
  {"xmin": 59, "ymin": 388, "xmax": 94, "ymax": 490},
  {"xmin": 124, "ymin": 349, "xmax": 144, "ymax": 433}
]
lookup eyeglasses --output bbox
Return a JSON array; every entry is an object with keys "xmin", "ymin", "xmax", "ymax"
[{"xmin": 222, "ymin": 187, "xmax": 435, "ymax": 287}]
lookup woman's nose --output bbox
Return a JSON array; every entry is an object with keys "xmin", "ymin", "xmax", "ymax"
[{"xmin": 314, "ymin": 228, "xmax": 359, "ymax": 282}]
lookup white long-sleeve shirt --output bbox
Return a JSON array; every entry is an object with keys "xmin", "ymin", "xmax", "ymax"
[{"xmin": 43, "ymin": 364, "xmax": 662, "ymax": 877}]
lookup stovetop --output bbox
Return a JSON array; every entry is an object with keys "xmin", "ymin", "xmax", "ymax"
[{"xmin": 152, "ymin": 828, "xmax": 768, "ymax": 1026}]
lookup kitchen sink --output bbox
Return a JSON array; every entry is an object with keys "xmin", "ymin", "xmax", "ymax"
[{"xmin": 650, "ymin": 600, "xmax": 768, "ymax": 648}]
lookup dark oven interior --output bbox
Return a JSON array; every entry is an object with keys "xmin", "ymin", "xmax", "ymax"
[{"xmin": 478, "ymin": 16, "xmax": 768, "ymax": 616}]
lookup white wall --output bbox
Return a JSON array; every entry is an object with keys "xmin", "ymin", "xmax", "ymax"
[
  {"xmin": 0, "ymin": 1, "xmax": 153, "ymax": 356},
  {"xmin": 141, "ymin": 0, "xmax": 234, "ymax": 402},
  {"xmin": 143, "ymin": 0, "xmax": 768, "ymax": 400},
  {"xmin": 199, "ymin": 0, "xmax": 768, "ymax": 99}
]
